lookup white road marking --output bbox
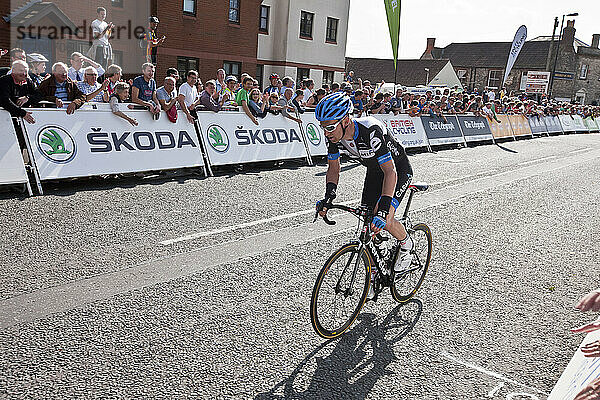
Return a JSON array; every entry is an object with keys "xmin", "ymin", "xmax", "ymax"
[
  {"xmin": 569, "ymin": 148, "xmax": 591, "ymax": 155},
  {"xmin": 441, "ymin": 351, "xmax": 549, "ymax": 396},
  {"xmin": 488, "ymin": 382, "xmax": 505, "ymax": 397},
  {"xmin": 517, "ymin": 155, "xmax": 557, "ymax": 167}
]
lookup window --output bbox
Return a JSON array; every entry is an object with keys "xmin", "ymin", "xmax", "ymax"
[
  {"xmin": 229, "ymin": 0, "xmax": 240, "ymax": 24},
  {"xmin": 177, "ymin": 56, "xmax": 199, "ymax": 79},
  {"xmin": 323, "ymin": 71, "xmax": 334, "ymax": 86},
  {"xmin": 259, "ymin": 5, "xmax": 269, "ymax": 33},
  {"xmin": 297, "ymin": 68, "xmax": 310, "ymax": 85},
  {"xmin": 580, "ymin": 64, "xmax": 588, "ymax": 79},
  {"xmin": 111, "ymin": 0, "xmax": 123, "ymax": 7},
  {"xmin": 520, "ymin": 71, "xmax": 528, "ymax": 91},
  {"xmin": 224, "ymin": 61, "xmax": 241, "ymax": 80},
  {"xmin": 112, "ymin": 50, "xmax": 123, "ymax": 68},
  {"xmin": 300, "ymin": 11, "xmax": 314, "ymax": 39},
  {"xmin": 326, "ymin": 17, "xmax": 338, "ymax": 43},
  {"xmin": 183, "ymin": 0, "xmax": 196, "ymax": 16},
  {"xmin": 256, "ymin": 65, "xmax": 264, "ymax": 89},
  {"xmin": 487, "ymin": 70, "xmax": 502, "ymax": 88}
]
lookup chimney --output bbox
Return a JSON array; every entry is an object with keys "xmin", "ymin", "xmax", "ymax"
[
  {"xmin": 421, "ymin": 38, "xmax": 435, "ymax": 59},
  {"xmin": 561, "ymin": 20, "xmax": 576, "ymax": 51},
  {"xmin": 592, "ymin": 34, "xmax": 600, "ymax": 49}
]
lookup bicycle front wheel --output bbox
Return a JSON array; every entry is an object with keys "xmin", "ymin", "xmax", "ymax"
[
  {"xmin": 390, "ymin": 223, "xmax": 432, "ymax": 303},
  {"xmin": 310, "ymin": 242, "xmax": 371, "ymax": 339}
]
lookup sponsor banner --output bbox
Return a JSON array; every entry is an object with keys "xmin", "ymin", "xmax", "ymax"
[
  {"xmin": 22, "ymin": 109, "xmax": 205, "ymax": 180},
  {"xmin": 299, "ymin": 112, "xmax": 329, "ymax": 156},
  {"xmin": 508, "ymin": 115, "xmax": 533, "ymax": 137},
  {"xmin": 544, "ymin": 115, "xmax": 563, "ymax": 134},
  {"xmin": 583, "ymin": 117, "xmax": 600, "ymax": 133},
  {"xmin": 527, "ymin": 115, "xmax": 548, "ymax": 135},
  {"xmin": 554, "ymin": 71, "xmax": 574, "ymax": 81},
  {"xmin": 525, "ymin": 71, "xmax": 550, "ymax": 94},
  {"xmin": 198, "ymin": 111, "xmax": 308, "ymax": 166},
  {"xmin": 0, "ymin": 110, "xmax": 28, "ymax": 185},
  {"xmin": 456, "ymin": 115, "xmax": 493, "ymax": 142},
  {"xmin": 489, "ymin": 114, "xmax": 514, "ymax": 139},
  {"xmin": 373, "ymin": 114, "xmax": 429, "ymax": 148},
  {"xmin": 548, "ymin": 330, "xmax": 600, "ymax": 400},
  {"xmin": 572, "ymin": 115, "xmax": 587, "ymax": 132},
  {"xmin": 421, "ymin": 116, "xmax": 464, "ymax": 146},
  {"xmin": 559, "ymin": 115, "xmax": 577, "ymax": 133}
]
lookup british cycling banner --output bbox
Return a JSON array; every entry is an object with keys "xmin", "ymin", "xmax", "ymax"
[
  {"xmin": 420, "ymin": 115, "xmax": 465, "ymax": 146},
  {"xmin": 299, "ymin": 111, "xmax": 330, "ymax": 157},
  {"xmin": 559, "ymin": 115, "xmax": 577, "ymax": 133},
  {"xmin": 543, "ymin": 115, "xmax": 563, "ymax": 134},
  {"xmin": 0, "ymin": 110, "xmax": 29, "ymax": 185},
  {"xmin": 488, "ymin": 115, "xmax": 515, "ymax": 139},
  {"xmin": 508, "ymin": 115, "xmax": 533, "ymax": 137},
  {"xmin": 583, "ymin": 117, "xmax": 599, "ymax": 133},
  {"xmin": 456, "ymin": 115, "xmax": 494, "ymax": 142},
  {"xmin": 21, "ymin": 108, "xmax": 205, "ymax": 180},
  {"xmin": 373, "ymin": 114, "xmax": 429, "ymax": 149},
  {"xmin": 197, "ymin": 111, "xmax": 309, "ymax": 166},
  {"xmin": 527, "ymin": 115, "xmax": 548, "ymax": 136}
]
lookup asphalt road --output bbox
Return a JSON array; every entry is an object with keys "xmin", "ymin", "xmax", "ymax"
[{"xmin": 1, "ymin": 133, "xmax": 599, "ymax": 399}]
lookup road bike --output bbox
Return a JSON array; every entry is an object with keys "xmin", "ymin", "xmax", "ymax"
[{"xmin": 310, "ymin": 183, "xmax": 432, "ymax": 339}]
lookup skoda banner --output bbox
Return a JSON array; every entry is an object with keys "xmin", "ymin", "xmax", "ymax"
[
  {"xmin": 299, "ymin": 112, "xmax": 329, "ymax": 157},
  {"xmin": 420, "ymin": 115, "xmax": 465, "ymax": 146},
  {"xmin": 22, "ymin": 109, "xmax": 206, "ymax": 180},
  {"xmin": 373, "ymin": 114, "xmax": 429, "ymax": 149},
  {"xmin": 544, "ymin": 115, "xmax": 563, "ymax": 134},
  {"xmin": 527, "ymin": 116, "xmax": 548, "ymax": 136},
  {"xmin": 0, "ymin": 110, "xmax": 29, "ymax": 186},
  {"xmin": 198, "ymin": 112, "xmax": 309, "ymax": 166},
  {"xmin": 456, "ymin": 115, "xmax": 493, "ymax": 142},
  {"xmin": 559, "ymin": 115, "xmax": 577, "ymax": 133}
]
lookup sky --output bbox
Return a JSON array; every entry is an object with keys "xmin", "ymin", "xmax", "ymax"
[{"xmin": 346, "ymin": 0, "xmax": 600, "ymax": 59}]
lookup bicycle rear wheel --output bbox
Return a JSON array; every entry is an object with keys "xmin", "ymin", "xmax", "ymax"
[
  {"xmin": 310, "ymin": 242, "xmax": 371, "ymax": 339},
  {"xmin": 390, "ymin": 223, "xmax": 432, "ymax": 303}
]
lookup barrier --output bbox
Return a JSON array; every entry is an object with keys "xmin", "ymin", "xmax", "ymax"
[
  {"xmin": 508, "ymin": 115, "xmax": 534, "ymax": 137},
  {"xmin": 544, "ymin": 115, "xmax": 564, "ymax": 134},
  {"xmin": 559, "ymin": 115, "xmax": 577, "ymax": 133},
  {"xmin": 583, "ymin": 117, "xmax": 600, "ymax": 133},
  {"xmin": 373, "ymin": 114, "xmax": 430, "ymax": 149},
  {"xmin": 527, "ymin": 115, "xmax": 549, "ymax": 136},
  {"xmin": 0, "ymin": 111, "xmax": 30, "ymax": 190},
  {"xmin": 548, "ymin": 330, "xmax": 600, "ymax": 400},
  {"xmin": 572, "ymin": 115, "xmax": 588, "ymax": 132},
  {"xmin": 456, "ymin": 115, "xmax": 494, "ymax": 143},
  {"xmin": 22, "ymin": 108, "xmax": 206, "ymax": 181},
  {"xmin": 197, "ymin": 111, "xmax": 309, "ymax": 166},
  {"xmin": 421, "ymin": 115, "xmax": 465, "ymax": 146},
  {"xmin": 298, "ymin": 111, "xmax": 330, "ymax": 157},
  {"xmin": 489, "ymin": 115, "xmax": 515, "ymax": 139}
]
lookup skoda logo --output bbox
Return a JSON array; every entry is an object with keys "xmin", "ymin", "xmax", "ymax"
[
  {"xmin": 306, "ymin": 123, "xmax": 321, "ymax": 146},
  {"xmin": 37, "ymin": 125, "xmax": 76, "ymax": 164},
  {"xmin": 206, "ymin": 124, "xmax": 229, "ymax": 153}
]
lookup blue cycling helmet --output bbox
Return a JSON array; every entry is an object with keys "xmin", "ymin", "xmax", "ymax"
[{"xmin": 315, "ymin": 92, "xmax": 354, "ymax": 121}]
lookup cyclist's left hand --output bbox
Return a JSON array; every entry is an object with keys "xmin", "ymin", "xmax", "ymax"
[{"xmin": 371, "ymin": 211, "xmax": 387, "ymax": 234}]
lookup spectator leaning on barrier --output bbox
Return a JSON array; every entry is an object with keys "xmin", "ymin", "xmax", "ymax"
[
  {"xmin": 109, "ymin": 82, "xmax": 137, "ymax": 126},
  {"xmin": 248, "ymin": 89, "xmax": 269, "ymax": 118},
  {"xmin": 0, "ymin": 48, "xmax": 26, "ymax": 77},
  {"xmin": 306, "ymin": 88, "xmax": 326, "ymax": 109},
  {"xmin": 68, "ymin": 52, "xmax": 105, "ymax": 82},
  {"xmin": 104, "ymin": 64, "xmax": 122, "ymax": 97},
  {"xmin": 27, "ymin": 53, "xmax": 49, "ymax": 87},
  {"xmin": 177, "ymin": 70, "xmax": 201, "ymax": 123},
  {"xmin": 267, "ymin": 92, "xmax": 282, "ymax": 115},
  {"xmin": 236, "ymin": 76, "xmax": 259, "ymax": 125},
  {"xmin": 222, "ymin": 75, "xmax": 238, "ymax": 107},
  {"xmin": 38, "ymin": 62, "xmax": 86, "ymax": 115},
  {"xmin": 88, "ymin": 7, "xmax": 114, "ymax": 68},
  {"xmin": 131, "ymin": 62, "xmax": 160, "ymax": 118},
  {"xmin": 277, "ymin": 87, "xmax": 302, "ymax": 124},
  {"xmin": 215, "ymin": 68, "xmax": 226, "ymax": 94},
  {"xmin": 302, "ymin": 79, "xmax": 315, "ymax": 106},
  {"xmin": 291, "ymin": 89, "xmax": 305, "ymax": 114},
  {"xmin": 280, "ymin": 76, "xmax": 294, "ymax": 96},
  {"xmin": 156, "ymin": 76, "xmax": 179, "ymax": 123},
  {"xmin": 198, "ymin": 80, "xmax": 226, "ymax": 112},
  {"xmin": 77, "ymin": 66, "xmax": 109, "ymax": 102},
  {"xmin": 0, "ymin": 60, "xmax": 41, "ymax": 123}
]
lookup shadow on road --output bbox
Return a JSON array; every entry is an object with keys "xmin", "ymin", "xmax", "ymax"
[
  {"xmin": 495, "ymin": 143, "xmax": 519, "ymax": 153},
  {"xmin": 255, "ymin": 299, "xmax": 423, "ymax": 400}
]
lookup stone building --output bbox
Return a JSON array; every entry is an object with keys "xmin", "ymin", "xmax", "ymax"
[{"xmin": 421, "ymin": 20, "xmax": 600, "ymax": 104}]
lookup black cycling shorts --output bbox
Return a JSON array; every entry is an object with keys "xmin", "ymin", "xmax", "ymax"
[{"xmin": 361, "ymin": 162, "xmax": 413, "ymax": 213}]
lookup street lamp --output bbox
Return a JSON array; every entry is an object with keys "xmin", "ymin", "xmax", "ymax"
[
  {"xmin": 424, "ymin": 68, "xmax": 430, "ymax": 86},
  {"xmin": 549, "ymin": 12, "xmax": 578, "ymax": 97}
]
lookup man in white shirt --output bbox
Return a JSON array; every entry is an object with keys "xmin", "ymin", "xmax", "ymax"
[
  {"xmin": 178, "ymin": 70, "xmax": 201, "ymax": 122},
  {"xmin": 87, "ymin": 7, "xmax": 114, "ymax": 68},
  {"xmin": 488, "ymin": 88, "xmax": 496, "ymax": 102},
  {"xmin": 302, "ymin": 79, "xmax": 315, "ymax": 106},
  {"xmin": 68, "ymin": 52, "xmax": 105, "ymax": 81}
]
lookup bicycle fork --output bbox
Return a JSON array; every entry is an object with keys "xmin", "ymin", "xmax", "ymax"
[{"xmin": 335, "ymin": 243, "xmax": 366, "ymax": 297}]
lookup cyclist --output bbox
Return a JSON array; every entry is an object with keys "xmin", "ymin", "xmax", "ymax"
[{"xmin": 314, "ymin": 92, "xmax": 414, "ymax": 298}]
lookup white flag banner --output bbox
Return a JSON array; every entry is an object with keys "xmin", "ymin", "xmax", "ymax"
[{"xmin": 503, "ymin": 25, "xmax": 527, "ymax": 87}]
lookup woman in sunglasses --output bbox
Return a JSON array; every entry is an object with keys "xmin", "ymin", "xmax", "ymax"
[{"xmin": 314, "ymin": 92, "xmax": 414, "ymax": 300}]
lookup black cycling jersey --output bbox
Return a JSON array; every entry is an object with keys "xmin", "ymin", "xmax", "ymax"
[{"xmin": 326, "ymin": 116, "xmax": 413, "ymax": 210}]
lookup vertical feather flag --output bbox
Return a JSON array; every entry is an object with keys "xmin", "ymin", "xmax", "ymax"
[
  {"xmin": 384, "ymin": 0, "xmax": 401, "ymax": 70},
  {"xmin": 503, "ymin": 25, "xmax": 527, "ymax": 87}
]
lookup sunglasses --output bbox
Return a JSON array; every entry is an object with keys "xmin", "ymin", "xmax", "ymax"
[{"xmin": 321, "ymin": 118, "xmax": 344, "ymax": 132}]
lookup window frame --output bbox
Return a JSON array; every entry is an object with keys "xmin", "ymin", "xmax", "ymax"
[
  {"xmin": 111, "ymin": 0, "xmax": 123, "ymax": 8},
  {"xmin": 487, "ymin": 70, "xmax": 502, "ymax": 88},
  {"xmin": 256, "ymin": 65, "xmax": 264, "ymax": 89},
  {"xmin": 177, "ymin": 56, "xmax": 199, "ymax": 80},
  {"xmin": 183, "ymin": 0, "xmax": 196, "ymax": 16},
  {"xmin": 297, "ymin": 67, "xmax": 310, "ymax": 86},
  {"xmin": 322, "ymin": 70, "xmax": 334, "ymax": 86},
  {"xmin": 326, "ymin": 17, "xmax": 338, "ymax": 44},
  {"xmin": 579, "ymin": 64, "xmax": 588, "ymax": 80},
  {"xmin": 229, "ymin": 0, "xmax": 240, "ymax": 24},
  {"xmin": 224, "ymin": 61, "xmax": 242, "ymax": 81},
  {"xmin": 259, "ymin": 5, "xmax": 270, "ymax": 34},
  {"xmin": 299, "ymin": 11, "xmax": 314, "ymax": 39}
]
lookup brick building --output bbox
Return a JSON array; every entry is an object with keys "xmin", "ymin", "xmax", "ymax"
[{"xmin": 421, "ymin": 20, "xmax": 600, "ymax": 104}]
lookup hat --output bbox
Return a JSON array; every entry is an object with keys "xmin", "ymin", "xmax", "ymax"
[
  {"xmin": 226, "ymin": 75, "xmax": 238, "ymax": 83},
  {"xmin": 27, "ymin": 53, "xmax": 48, "ymax": 63},
  {"xmin": 149, "ymin": 16, "xmax": 159, "ymax": 23},
  {"xmin": 269, "ymin": 73, "xmax": 279, "ymax": 79}
]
